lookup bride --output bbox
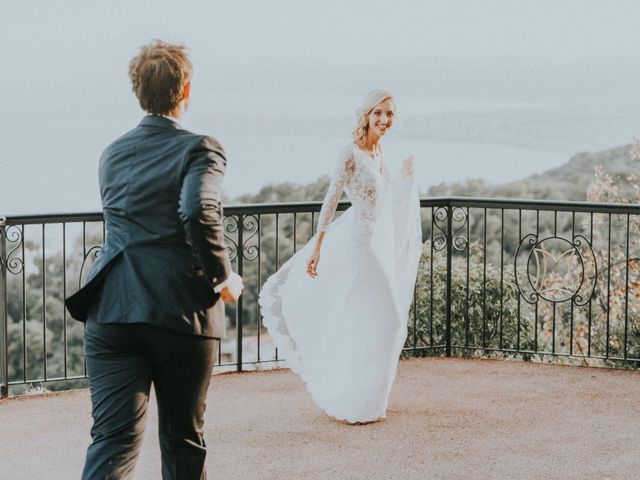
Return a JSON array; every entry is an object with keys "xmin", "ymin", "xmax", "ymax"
[{"xmin": 259, "ymin": 89, "xmax": 423, "ymax": 424}]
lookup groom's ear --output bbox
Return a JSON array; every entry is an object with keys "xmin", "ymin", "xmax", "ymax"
[{"xmin": 182, "ymin": 82, "xmax": 191, "ymax": 101}]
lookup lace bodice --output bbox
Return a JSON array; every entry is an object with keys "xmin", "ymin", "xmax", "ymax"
[
  {"xmin": 317, "ymin": 144, "xmax": 389, "ymax": 234},
  {"xmin": 317, "ymin": 144, "xmax": 415, "ymax": 236}
]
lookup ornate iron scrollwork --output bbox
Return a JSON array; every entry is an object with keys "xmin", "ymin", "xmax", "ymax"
[
  {"xmin": 223, "ymin": 216, "xmax": 239, "ymax": 262},
  {"xmin": 224, "ymin": 215, "xmax": 260, "ymax": 263},
  {"xmin": 432, "ymin": 207, "xmax": 448, "ymax": 252},
  {"xmin": 79, "ymin": 245, "xmax": 103, "ymax": 288},
  {"xmin": 241, "ymin": 215, "xmax": 259, "ymax": 261},
  {"xmin": 432, "ymin": 206, "xmax": 468, "ymax": 252},
  {"xmin": 4, "ymin": 225, "xmax": 24, "ymax": 275},
  {"xmin": 514, "ymin": 233, "xmax": 597, "ymax": 306},
  {"xmin": 452, "ymin": 207, "xmax": 469, "ymax": 251}
]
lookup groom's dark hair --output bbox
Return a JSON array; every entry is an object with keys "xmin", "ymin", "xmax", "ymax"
[{"xmin": 128, "ymin": 40, "xmax": 193, "ymax": 115}]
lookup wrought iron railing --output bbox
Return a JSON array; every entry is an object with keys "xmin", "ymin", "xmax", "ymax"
[{"xmin": 2, "ymin": 197, "xmax": 640, "ymax": 396}]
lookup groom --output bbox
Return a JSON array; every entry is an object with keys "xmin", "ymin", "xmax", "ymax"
[{"xmin": 65, "ymin": 40, "xmax": 242, "ymax": 479}]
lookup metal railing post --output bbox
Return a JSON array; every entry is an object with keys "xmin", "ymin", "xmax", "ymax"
[
  {"xmin": 445, "ymin": 204, "xmax": 453, "ymax": 357},
  {"xmin": 236, "ymin": 215, "xmax": 244, "ymax": 372},
  {"xmin": 0, "ymin": 217, "xmax": 9, "ymax": 397}
]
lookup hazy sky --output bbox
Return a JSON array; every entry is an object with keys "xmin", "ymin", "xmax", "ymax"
[
  {"xmin": 2, "ymin": 1, "xmax": 640, "ymax": 215},
  {"xmin": 3, "ymin": 0, "xmax": 640, "ymax": 76}
]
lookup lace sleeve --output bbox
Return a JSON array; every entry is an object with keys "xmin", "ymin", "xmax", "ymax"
[{"xmin": 316, "ymin": 146, "xmax": 356, "ymax": 232}]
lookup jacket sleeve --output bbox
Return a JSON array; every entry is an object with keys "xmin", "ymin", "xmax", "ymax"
[{"xmin": 179, "ymin": 135, "xmax": 232, "ymax": 288}]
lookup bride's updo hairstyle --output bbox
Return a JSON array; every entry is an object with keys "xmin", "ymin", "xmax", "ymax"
[{"xmin": 352, "ymin": 89, "xmax": 394, "ymax": 146}]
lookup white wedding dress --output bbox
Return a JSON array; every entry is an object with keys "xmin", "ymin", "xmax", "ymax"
[{"xmin": 259, "ymin": 143, "xmax": 423, "ymax": 423}]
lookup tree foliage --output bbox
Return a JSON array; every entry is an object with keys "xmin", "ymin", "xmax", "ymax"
[{"xmin": 5, "ymin": 142, "xmax": 640, "ymax": 393}]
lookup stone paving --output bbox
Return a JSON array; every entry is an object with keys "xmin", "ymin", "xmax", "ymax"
[{"xmin": 1, "ymin": 357, "xmax": 639, "ymax": 479}]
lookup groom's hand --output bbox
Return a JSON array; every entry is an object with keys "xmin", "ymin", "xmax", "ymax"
[{"xmin": 218, "ymin": 271, "xmax": 244, "ymax": 303}]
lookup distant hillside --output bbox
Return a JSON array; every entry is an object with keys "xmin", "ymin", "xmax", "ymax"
[
  {"xmin": 426, "ymin": 144, "xmax": 637, "ymax": 201},
  {"xmin": 232, "ymin": 175, "xmax": 331, "ymax": 204},
  {"xmin": 232, "ymin": 144, "xmax": 638, "ymax": 204}
]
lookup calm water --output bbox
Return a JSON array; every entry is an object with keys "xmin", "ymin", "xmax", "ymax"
[
  {"xmin": 212, "ymin": 94, "xmax": 638, "ymax": 199},
  {"xmin": 218, "ymin": 133, "xmax": 569, "ymax": 198},
  {"xmin": 2, "ymin": 89, "xmax": 639, "ymax": 215}
]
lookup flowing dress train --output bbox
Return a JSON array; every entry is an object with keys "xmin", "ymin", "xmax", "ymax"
[{"xmin": 258, "ymin": 143, "xmax": 422, "ymax": 423}]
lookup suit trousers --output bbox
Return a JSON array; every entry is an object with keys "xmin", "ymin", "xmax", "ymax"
[{"xmin": 81, "ymin": 319, "xmax": 218, "ymax": 480}]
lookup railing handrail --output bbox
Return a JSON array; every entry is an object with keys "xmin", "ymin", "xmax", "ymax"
[
  {"xmin": 424, "ymin": 196, "xmax": 640, "ymax": 214},
  {"xmin": 5, "ymin": 196, "xmax": 640, "ymax": 225},
  {"xmin": 3, "ymin": 193, "xmax": 640, "ymax": 396}
]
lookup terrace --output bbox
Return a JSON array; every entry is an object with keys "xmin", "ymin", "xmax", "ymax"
[{"xmin": 1, "ymin": 197, "xmax": 640, "ymax": 478}]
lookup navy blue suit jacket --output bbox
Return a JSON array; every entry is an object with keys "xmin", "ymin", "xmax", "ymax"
[{"xmin": 65, "ymin": 116, "xmax": 231, "ymax": 338}]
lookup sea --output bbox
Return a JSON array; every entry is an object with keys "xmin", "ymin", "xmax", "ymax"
[{"xmin": 2, "ymin": 89, "xmax": 639, "ymax": 216}]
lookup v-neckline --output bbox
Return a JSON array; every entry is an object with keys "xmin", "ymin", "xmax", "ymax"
[
  {"xmin": 354, "ymin": 144, "xmax": 380, "ymax": 160},
  {"xmin": 354, "ymin": 144, "xmax": 384, "ymax": 174}
]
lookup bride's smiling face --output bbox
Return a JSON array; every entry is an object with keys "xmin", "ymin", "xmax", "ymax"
[{"xmin": 367, "ymin": 98, "xmax": 395, "ymax": 138}]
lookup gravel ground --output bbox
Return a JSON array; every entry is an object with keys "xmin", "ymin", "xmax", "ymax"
[{"xmin": 1, "ymin": 357, "xmax": 639, "ymax": 480}]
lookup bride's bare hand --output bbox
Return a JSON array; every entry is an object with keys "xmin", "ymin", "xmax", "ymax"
[
  {"xmin": 306, "ymin": 250, "xmax": 320, "ymax": 278},
  {"xmin": 402, "ymin": 155, "xmax": 415, "ymax": 176}
]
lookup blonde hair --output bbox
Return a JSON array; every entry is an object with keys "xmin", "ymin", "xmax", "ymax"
[{"xmin": 352, "ymin": 89, "xmax": 394, "ymax": 146}]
